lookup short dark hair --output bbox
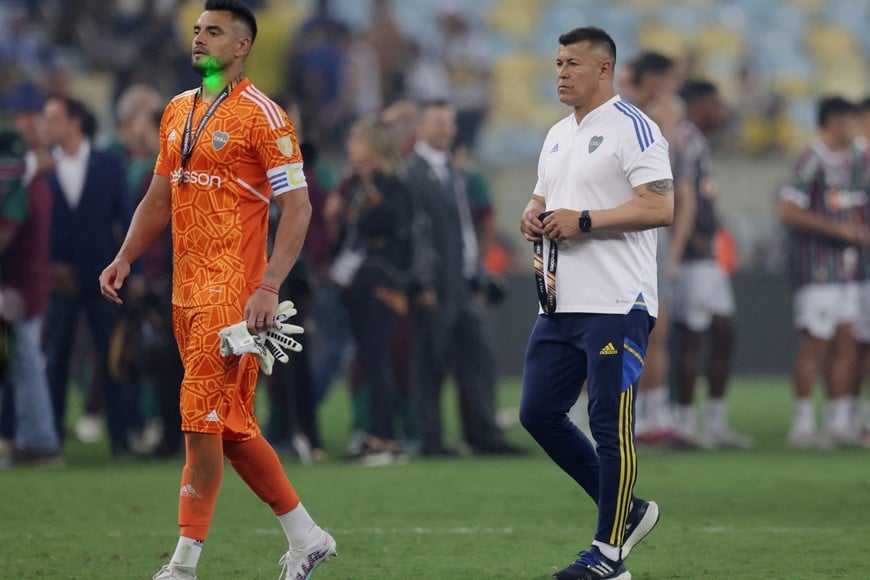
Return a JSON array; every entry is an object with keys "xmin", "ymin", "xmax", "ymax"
[
  {"xmin": 204, "ymin": 0, "xmax": 257, "ymax": 42},
  {"xmin": 48, "ymin": 95, "xmax": 98, "ymax": 138},
  {"xmin": 817, "ymin": 96, "xmax": 856, "ymax": 128},
  {"xmin": 858, "ymin": 97, "xmax": 870, "ymax": 114},
  {"xmin": 630, "ymin": 52, "xmax": 675, "ymax": 87},
  {"xmin": 558, "ymin": 27, "xmax": 617, "ymax": 66},
  {"xmin": 679, "ymin": 80, "xmax": 718, "ymax": 104}
]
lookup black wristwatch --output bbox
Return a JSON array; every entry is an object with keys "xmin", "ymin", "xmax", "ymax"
[{"xmin": 579, "ymin": 210, "xmax": 592, "ymax": 233}]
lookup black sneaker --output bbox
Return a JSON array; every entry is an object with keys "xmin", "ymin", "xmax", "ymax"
[
  {"xmin": 623, "ymin": 498, "xmax": 659, "ymax": 559},
  {"xmin": 553, "ymin": 546, "xmax": 630, "ymax": 580}
]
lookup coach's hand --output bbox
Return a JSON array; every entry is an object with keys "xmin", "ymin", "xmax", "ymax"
[
  {"xmin": 99, "ymin": 258, "xmax": 131, "ymax": 305},
  {"xmin": 245, "ymin": 287, "xmax": 279, "ymax": 333},
  {"xmin": 520, "ymin": 195, "xmax": 547, "ymax": 242},
  {"xmin": 541, "ymin": 209, "xmax": 581, "ymax": 242}
]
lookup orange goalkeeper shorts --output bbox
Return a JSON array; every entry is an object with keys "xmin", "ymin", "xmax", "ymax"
[{"xmin": 172, "ymin": 304, "xmax": 261, "ymax": 440}]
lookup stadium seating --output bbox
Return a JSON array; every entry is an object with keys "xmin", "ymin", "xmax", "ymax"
[{"xmin": 474, "ymin": 0, "xmax": 869, "ymax": 165}]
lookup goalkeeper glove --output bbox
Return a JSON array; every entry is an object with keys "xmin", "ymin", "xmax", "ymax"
[
  {"xmin": 218, "ymin": 320, "xmax": 269, "ymax": 363},
  {"xmin": 258, "ymin": 300, "xmax": 304, "ymax": 369},
  {"xmin": 217, "ymin": 301, "xmax": 304, "ymax": 375}
]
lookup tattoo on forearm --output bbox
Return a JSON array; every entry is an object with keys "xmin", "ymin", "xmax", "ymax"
[{"xmin": 647, "ymin": 179, "xmax": 674, "ymax": 195}]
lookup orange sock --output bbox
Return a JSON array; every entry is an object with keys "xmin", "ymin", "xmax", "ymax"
[
  {"xmin": 178, "ymin": 433, "xmax": 224, "ymax": 540},
  {"xmin": 224, "ymin": 435, "xmax": 300, "ymax": 515}
]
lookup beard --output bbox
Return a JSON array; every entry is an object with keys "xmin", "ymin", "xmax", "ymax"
[{"xmin": 192, "ymin": 54, "xmax": 224, "ymax": 78}]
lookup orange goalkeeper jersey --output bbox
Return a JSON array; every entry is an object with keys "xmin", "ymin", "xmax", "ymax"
[{"xmin": 155, "ymin": 78, "xmax": 306, "ymax": 307}]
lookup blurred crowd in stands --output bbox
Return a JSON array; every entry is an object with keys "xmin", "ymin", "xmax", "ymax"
[{"xmin": 0, "ymin": 0, "xmax": 868, "ymax": 467}]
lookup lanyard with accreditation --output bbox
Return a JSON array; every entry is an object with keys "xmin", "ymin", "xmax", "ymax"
[
  {"xmin": 533, "ymin": 210, "xmax": 557, "ymax": 315},
  {"xmin": 179, "ymin": 74, "xmax": 244, "ymax": 172}
]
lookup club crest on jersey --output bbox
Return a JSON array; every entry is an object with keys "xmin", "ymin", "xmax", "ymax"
[
  {"xmin": 212, "ymin": 131, "xmax": 229, "ymax": 151},
  {"xmin": 588, "ymin": 135, "xmax": 604, "ymax": 153},
  {"xmin": 276, "ymin": 136, "xmax": 295, "ymax": 158}
]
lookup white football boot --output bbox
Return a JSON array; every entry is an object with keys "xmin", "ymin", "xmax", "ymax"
[{"xmin": 278, "ymin": 527, "xmax": 337, "ymax": 580}]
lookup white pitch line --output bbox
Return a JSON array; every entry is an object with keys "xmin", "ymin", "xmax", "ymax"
[
  {"xmin": 699, "ymin": 526, "xmax": 845, "ymax": 535},
  {"xmin": 255, "ymin": 526, "xmax": 515, "ymax": 536}
]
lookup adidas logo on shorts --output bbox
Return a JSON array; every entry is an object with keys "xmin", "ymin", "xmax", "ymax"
[
  {"xmin": 204, "ymin": 410, "xmax": 220, "ymax": 422},
  {"xmin": 599, "ymin": 342, "xmax": 619, "ymax": 355}
]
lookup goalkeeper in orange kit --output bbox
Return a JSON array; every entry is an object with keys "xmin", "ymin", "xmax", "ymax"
[{"xmin": 99, "ymin": 1, "xmax": 335, "ymax": 578}]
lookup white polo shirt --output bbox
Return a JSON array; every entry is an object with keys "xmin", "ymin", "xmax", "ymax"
[{"xmin": 533, "ymin": 95, "xmax": 672, "ymax": 317}]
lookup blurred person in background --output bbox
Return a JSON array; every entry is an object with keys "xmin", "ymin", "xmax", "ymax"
[
  {"xmin": 0, "ymin": 87, "xmax": 53, "ymax": 464},
  {"xmin": 42, "ymin": 94, "xmax": 133, "ymax": 458},
  {"xmin": 454, "ymin": 143, "xmax": 497, "ymax": 269},
  {"xmin": 331, "ymin": 116, "xmax": 415, "ymax": 464},
  {"xmin": 115, "ymin": 103, "xmax": 185, "ymax": 458},
  {"xmin": 379, "ymin": 98, "xmax": 426, "ymax": 452},
  {"xmin": 404, "ymin": 41, "xmax": 451, "ymax": 105},
  {"xmin": 0, "ymin": 6, "xmax": 48, "ymax": 74},
  {"xmin": 614, "ymin": 62, "xmax": 635, "ymax": 104},
  {"xmin": 364, "ymin": 0, "xmax": 409, "ymax": 107},
  {"xmin": 627, "ymin": 52, "xmax": 684, "ymax": 446},
  {"xmin": 670, "ymin": 80, "xmax": 753, "ymax": 449},
  {"xmin": 439, "ymin": 7, "xmax": 491, "ymax": 149},
  {"xmin": 452, "ymin": 141, "xmax": 512, "ymax": 435},
  {"xmin": 283, "ymin": 1, "xmax": 346, "ymax": 152},
  {"xmin": 264, "ymin": 111, "xmax": 326, "ymax": 463},
  {"xmin": 321, "ymin": 24, "xmax": 382, "ymax": 147},
  {"xmin": 381, "ymin": 100, "xmax": 420, "ymax": 157},
  {"xmin": 275, "ymin": 101, "xmax": 350, "ymax": 415},
  {"xmin": 737, "ymin": 63, "xmax": 799, "ymax": 158},
  {"xmin": 405, "ymin": 100, "xmax": 517, "ymax": 456},
  {"xmin": 321, "ymin": 105, "xmax": 407, "ymax": 456},
  {"xmin": 779, "ymin": 96, "xmax": 869, "ymax": 449},
  {"xmin": 114, "ymin": 84, "xmax": 165, "ymax": 159},
  {"xmin": 628, "ymin": 52, "xmax": 683, "ymax": 140},
  {"xmin": 265, "ymin": 204, "xmax": 325, "ymax": 464},
  {"xmin": 1, "ymin": 83, "xmax": 53, "ymax": 176},
  {"xmin": 853, "ymin": 97, "xmax": 870, "ymax": 447},
  {"xmin": 0, "ymin": 120, "xmax": 60, "ymax": 468}
]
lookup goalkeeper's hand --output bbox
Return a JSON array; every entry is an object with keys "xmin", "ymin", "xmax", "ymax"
[
  {"xmin": 258, "ymin": 300, "xmax": 304, "ymax": 369},
  {"xmin": 218, "ymin": 320, "xmax": 272, "ymax": 371},
  {"xmin": 218, "ymin": 301, "xmax": 304, "ymax": 375}
]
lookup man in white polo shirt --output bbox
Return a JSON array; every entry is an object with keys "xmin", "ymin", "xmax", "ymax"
[{"xmin": 519, "ymin": 27, "xmax": 673, "ymax": 580}]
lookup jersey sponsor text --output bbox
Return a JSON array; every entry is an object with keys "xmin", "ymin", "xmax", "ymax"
[{"xmin": 170, "ymin": 168, "xmax": 222, "ymax": 188}]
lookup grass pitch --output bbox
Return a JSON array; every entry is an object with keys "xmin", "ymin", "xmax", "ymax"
[{"xmin": 1, "ymin": 376, "xmax": 868, "ymax": 579}]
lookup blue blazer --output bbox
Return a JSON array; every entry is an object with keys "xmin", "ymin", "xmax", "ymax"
[{"xmin": 48, "ymin": 147, "xmax": 130, "ymax": 297}]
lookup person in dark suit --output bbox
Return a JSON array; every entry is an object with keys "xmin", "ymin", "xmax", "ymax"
[
  {"xmin": 404, "ymin": 100, "xmax": 517, "ymax": 456},
  {"xmin": 41, "ymin": 95, "xmax": 132, "ymax": 457}
]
